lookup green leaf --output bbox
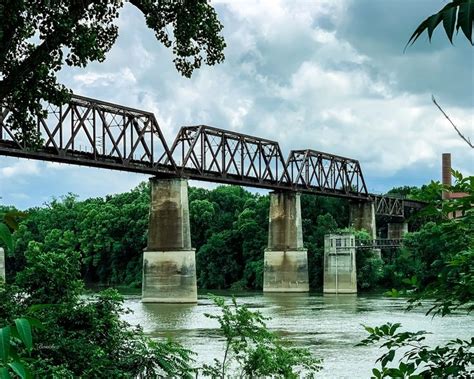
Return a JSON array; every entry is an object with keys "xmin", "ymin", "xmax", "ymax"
[
  {"xmin": 0, "ymin": 367, "xmax": 11, "ymax": 379},
  {"xmin": 443, "ymin": 6, "xmax": 457, "ymax": 43},
  {"xmin": 0, "ymin": 224, "xmax": 13, "ymax": 252},
  {"xmin": 0, "ymin": 326, "xmax": 11, "ymax": 363},
  {"xmin": 457, "ymin": 0, "xmax": 474, "ymax": 43},
  {"xmin": 3, "ymin": 212, "xmax": 27, "ymax": 231},
  {"xmin": 372, "ymin": 368, "xmax": 382, "ymax": 378},
  {"xmin": 14, "ymin": 319, "xmax": 32, "ymax": 352},
  {"xmin": 23, "ymin": 317, "xmax": 44, "ymax": 331},
  {"xmin": 427, "ymin": 12, "xmax": 444, "ymax": 40},
  {"xmin": 389, "ymin": 323, "xmax": 401, "ymax": 336},
  {"xmin": 364, "ymin": 325, "xmax": 374, "ymax": 334},
  {"xmin": 381, "ymin": 349, "xmax": 396, "ymax": 367},
  {"xmin": 8, "ymin": 361, "xmax": 31, "ymax": 379},
  {"xmin": 406, "ymin": 17, "xmax": 430, "ymax": 48}
]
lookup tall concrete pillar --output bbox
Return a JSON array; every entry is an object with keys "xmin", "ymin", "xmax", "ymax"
[
  {"xmin": 263, "ymin": 192, "xmax": 309, "ymax": 292},
  {"xmin": 349, "ymin": 201, "xmax": 376, "ymax": 239},
  {"xmin": 323, "ymin": 234, "xmax": 357, "ymax": 294},
  {"xmin": 0, "ymin": 247, "xmax": 4, "ymax": 283},
  {"xmin": 387, "ymin": 222, "xmax": 408, "ymax": 239},
  {"xmin": 142, "ymin": 178, "xmax": 197, "ymax": 303}
]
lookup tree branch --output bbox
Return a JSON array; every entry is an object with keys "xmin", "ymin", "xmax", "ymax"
[
  {"xmin": 432, "ymin": 95, "xmax": 473, "ymax": 149},
  {"xmin": 0, "ymin": 0, "xmax": 94, "ymax": 101}
]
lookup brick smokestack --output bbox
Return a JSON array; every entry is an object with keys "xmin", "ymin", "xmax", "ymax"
[{"xmin": 442, "ymin": 153, "xmax": 451, "ymax": 200}]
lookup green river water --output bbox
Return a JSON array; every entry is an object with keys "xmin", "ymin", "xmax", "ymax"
[{"xmin": 122, "ymin": 292, "xmax": 472, "ymax": 378}]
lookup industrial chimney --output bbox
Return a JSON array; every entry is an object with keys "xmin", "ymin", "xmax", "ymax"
[{"xmin": 442, "ymin": 153, "xmax": 451, "ymax": 200}]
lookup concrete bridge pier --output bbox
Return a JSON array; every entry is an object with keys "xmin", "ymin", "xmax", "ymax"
[
  {"xmin": 387, "ymin": 222, "xmax": 408, "ymax": 239},
  {"xmin": 263, "ymin": 192, "xmax": 309, "ymax": 292},
  {"xmin": 142, "ymin": 178, "xmax": 197, "ymax": 303},
  {"xmin": 349, "ymin": 201, "xmax": 376, "ymax": 238},
  {"xmin": 0, "ymin": 247, "xmax": 4, "ymax": 282},
  {"xmin": 323, "ymin": 234, "xmax": 357, "ymax": 294}
]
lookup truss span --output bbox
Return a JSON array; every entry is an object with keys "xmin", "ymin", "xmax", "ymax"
[
  {"xmin": 0, "ymin": 94, "xmax": 426, "ymax": 213},
  {"xmin": 160, "ymin": 125, "xmax": 291, "ymax": 189},
  {"xmin": 0, "ymin": 95, "xmax": 176, "ymax": 175},
  {"xmin": 286, "ymin": 149, "xmax": 368, "ymax": 199}
]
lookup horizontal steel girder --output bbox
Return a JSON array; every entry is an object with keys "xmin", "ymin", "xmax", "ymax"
[{"xmin": 0, "ymin": 95, "xmax": 426, "ymax": 216}]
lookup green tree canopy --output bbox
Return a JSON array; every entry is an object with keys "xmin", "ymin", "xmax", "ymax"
[{"xmin": 0, "ymin": 0, "xmax": 226, "ymax": 143}]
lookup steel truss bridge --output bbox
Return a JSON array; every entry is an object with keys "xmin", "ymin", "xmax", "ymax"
[{"xmin": 0, "ymin": 95, "xmax": 425, "ymax": 217}]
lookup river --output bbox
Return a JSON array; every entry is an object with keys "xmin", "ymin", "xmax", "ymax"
[{"xmin": 122, "ymin": 291, "xmax": 472, "ymax": 378}]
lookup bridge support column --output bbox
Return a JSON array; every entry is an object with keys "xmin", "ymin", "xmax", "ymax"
[
  {"xmin": 323, "ymin": 234, "xmax": 357, "ymax": 294},
  {"xmin": 349, "ymin": 201, "xmax": 376, "ymax": 239},
  {"xmin": 387, "ymin": 222, "xmax": 408, "ymax": 239},
  {"xmin": 0, "ymin": 248, "xmax": 4, "ymax": 283},
  {"xmin": 263, "ymin": 192, "xmax": 309, "ymax": 292},
  {"xmin": 142, "ymin": 178, "xmax": 197, "ymax": 303}
]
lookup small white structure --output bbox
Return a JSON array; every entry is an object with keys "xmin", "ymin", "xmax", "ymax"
[{"xmin": 323, "ymin": 234, "xmax": 357, "ymax": 294}]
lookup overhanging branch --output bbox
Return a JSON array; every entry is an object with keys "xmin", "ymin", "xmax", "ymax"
[{"xmin": 432, "ymin": 95, "xmax": 473, "ymax": 149}]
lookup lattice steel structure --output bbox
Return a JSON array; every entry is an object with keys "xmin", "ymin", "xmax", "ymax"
[
  {"xmin": 0, "ymin": 95, "xmax": 176, "ymax": 174},
  {"xmin": 0, "ymin": 94, "xmax": 427, "ymax": 213},
  {"xmin": 373, "ymin": 196, "xmax": 405, "ymax": 217},
  {"xmin": 286, "ymin": 149, "xmax": 368, "ymax": 198},
  {"xmin": 160, "ymin": 125, "xmax": 292, "ymax": 189},
  {"xmin": 354, "ymin": 238, "xmax": 403, "ymax": 249}
]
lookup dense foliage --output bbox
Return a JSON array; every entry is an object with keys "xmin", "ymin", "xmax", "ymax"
[
  {"xmin": 0, "ymin": 0, "xmax": 225, "ymax": 144},
  {"xmin": 383, "ymin": 174, "xmax": 474, "ymax": 315},
  {"xmin": 0, "ymin": 234, "xmax": 195, "ymax": 378},
  {"xmin": 3, "ymin": 177, "xmax": 469, "ymax": 298},
  {"xmin": 0, "ymin": 211, "xmax": 320, "ymax": 377},
  {"xmin": 2, "ymin": 183, "xmax": 360, "ymax": 291},
  {"xmin": 364, "ymin": 173, "xmax": 473, "ymax": 377},
  {"xmin": 201, "ymin": 296, "xmax": 322, "ymax": 378},
  {"xmin": 359, "ymin": 323, "xmax": 473, "ymax": 378}
]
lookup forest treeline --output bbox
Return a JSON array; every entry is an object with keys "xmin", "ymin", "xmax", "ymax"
[{"xmin": 0, "ymin": 181, "xmax": 455, "ymax": 292}]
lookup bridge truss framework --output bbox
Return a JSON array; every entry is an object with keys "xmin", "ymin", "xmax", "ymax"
[{"xmin": 0, "ymin": 94, "xmax": 425, "ymax": 217}]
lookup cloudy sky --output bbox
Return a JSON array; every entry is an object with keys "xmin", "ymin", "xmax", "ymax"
[{"xmin": 1, "ymin": 0, "xmax": 473, "ymax": 209}]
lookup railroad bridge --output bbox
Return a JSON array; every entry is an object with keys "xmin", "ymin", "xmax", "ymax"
[{"xmin": 0, "ymin": 95, "xmax": 425, "ymax": 301}]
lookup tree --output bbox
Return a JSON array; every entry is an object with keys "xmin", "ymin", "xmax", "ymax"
[
  {"xmin": 0, "ymin": 0, "xmax": 226, "ymax": 143},
  {"xmin": 364, "ymin": 174, "xmax": 474, "ymax": 376},
  {"xmin": 407, "ymin": 0, "xmax": 474, "ymax": 47},
  {"xmin": 1, "ymin": 234, "xmax": 196, "ymax": 377},
  {"xmin": 201, "ymin": 296, "xmax": 322, "ymax": 378}
]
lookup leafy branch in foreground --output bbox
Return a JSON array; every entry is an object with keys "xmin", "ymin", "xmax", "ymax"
[
  {"xmin": 406, "ymin": 0, "xmax": 474, "ymax": 48},
  {"xmin": 201, "ymin": 296, "xmax": 322, "ymax": 378},
  {"xmin": 0, "ymin": 211, "xmax": 27, "ymax": 255},
  {"xmin": 384, "ymin": 173, "xmax": 473, "ymax": 316},
  {"xmin": 0, "ymin": 317, "xmax": 42, "ymax": 379},
  {"xmin": 405, "ymin": 172, "xmax": 473, "ymax": 317},
  {"xmin": 357, "ymin": 323, "xmax": 474, "ymax": 378}
]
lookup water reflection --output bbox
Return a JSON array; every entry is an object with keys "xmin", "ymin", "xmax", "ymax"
[
  {"xmin": 264, "ymin": 292, "xmax": 310, "ymax": 312},
  {"xmin": 142, "ymin": 302, "xmax": 195, "ymax": 331},
  {"xmin": 139, "ymin": 303, "xmax": 196, "ymax": 337},
  {"xmin": 322, "ymin": 293, "xmax": 357, "ymax": 313}
]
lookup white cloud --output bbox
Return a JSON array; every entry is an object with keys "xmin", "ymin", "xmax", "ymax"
[
  {"xmin": 0, "ymin": 160, "xmax": 40, "ymax": 179},
  {"xmin": 73, "ymin": 67, "xmax": 137, "ymax": 87},
  {"xmin": 1, "ymin": 0, "xmax": 473, "ymax": 208}
]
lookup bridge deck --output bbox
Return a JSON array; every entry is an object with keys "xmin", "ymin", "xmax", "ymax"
[{"xmin": 0, "ymin": 94, "xmax": 426, "ymax": 215}]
